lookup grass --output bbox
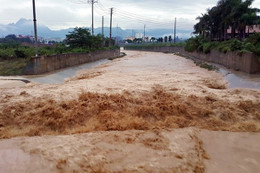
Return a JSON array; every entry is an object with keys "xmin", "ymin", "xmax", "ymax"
[
  {"xmin": 0, "ymin": 58, "xmax": 30, "ymax": 75},
  {"xmin": 195, "ymin": 61, "xmax": 219, "ymax": 71}
]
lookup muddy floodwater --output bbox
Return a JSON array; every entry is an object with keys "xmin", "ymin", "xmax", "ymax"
[
  {"xmin": 0, "ymin": 50, "xmax": 259, "ymax": 173},
  {"xmin": 21, "ymin": 53, "xmax": 260, "ymax": 90}
]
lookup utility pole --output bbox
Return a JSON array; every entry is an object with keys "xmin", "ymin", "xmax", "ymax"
[
  {"xmin": 109, "ymin": 7, "xmax": 113, "ymax": 46},
  {"xmin": 88, "ymin": 0, "xmax": 98, "ymax": 35},
  {"xmin": 32, "ymin": 0, "xmax": 38, "ymax": 56},
  {"xmin": 143, "ymin": 24, "xmax": 146, "ymax": 42},
  {"xmin": 174, "ymin": 17, "xmax": 177, "ymax": 43},
  {"xmin": 102, "ymin": 16, "xmax": 104, "ymax": 36}
]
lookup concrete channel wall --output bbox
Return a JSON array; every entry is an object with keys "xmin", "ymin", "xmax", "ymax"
[
  {"xmin": 23, "ymin": 49, "xmax": 120, "ymax": 75},
  {"xmin": 124, "ymin": 46, "xmax": 260, "ymax": 74}
]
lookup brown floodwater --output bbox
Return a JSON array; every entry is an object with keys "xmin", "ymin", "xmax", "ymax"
[{"xmin": 0, "ymin": 52, "xmax": 259, "ymax": 90}]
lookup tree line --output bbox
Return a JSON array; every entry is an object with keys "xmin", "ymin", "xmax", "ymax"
[{"xmin": 194, "ymin": 0, "xmax": 260, "ymax": 41}]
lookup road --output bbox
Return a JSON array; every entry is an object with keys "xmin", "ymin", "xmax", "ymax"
[{"xmin": 0, "ymin": 50, "xmax": 259, "ymax": 173}]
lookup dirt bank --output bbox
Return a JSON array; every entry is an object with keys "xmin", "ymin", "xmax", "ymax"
[{"xmin": 0, "ymin": 51, "xmax": 259, "ymax": 172}]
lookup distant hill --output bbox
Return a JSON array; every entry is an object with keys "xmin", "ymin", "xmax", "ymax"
[{"xmin": 0, "ymin": 18, "xmax": 192, "ymax": 40}]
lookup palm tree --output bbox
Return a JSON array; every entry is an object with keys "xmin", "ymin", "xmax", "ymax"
[{"xmin": 194, "ymin": 0, "xmax": 259, "ymax": 40}]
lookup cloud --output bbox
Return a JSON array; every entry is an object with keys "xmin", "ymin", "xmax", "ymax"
[{"xmin": 0, "ymin": 0, "xmax": 259, "ymax": 31}]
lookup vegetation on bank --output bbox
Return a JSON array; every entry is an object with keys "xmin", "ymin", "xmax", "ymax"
[
  {"xmin": 184, "ymin": 33, "xmax": 260, "ymax": 56},
  {"xmin": 0, "ymin": 28, "xmax": 118, "ymax": 75},
  {"xmin": 124, "ymin": 33, "xmax": 260, "ymax": 56}
]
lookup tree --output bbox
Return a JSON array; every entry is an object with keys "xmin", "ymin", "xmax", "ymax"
[
  {"xmin": 91, "ymin": 34, "xmax": 104, "ymax": 49},
  {"xmin": 66, "ymin": 27, "xmax": 92, "ymax": 49},
  {"xmin": 194, "ymin": 0, "xmax": 260, "ymax": 41},
  {"xmin": 164, "ymin": 36, "xmax": 168, "ymax": 42},
  {"xmin": 169, "ymin": 36, "xmax": 172, "ymax": 42}
]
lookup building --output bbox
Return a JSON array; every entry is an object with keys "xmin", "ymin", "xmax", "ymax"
[
  {"xmin": 125, "ymin": 36, "xmax": 135, "ymax": 41},
  {"xmin": 135, "ymin": 33, "xmax": 144, "ymax": 39},
  {"xmin": 227, "ymin": 25, "xmax": 260, "ymax": 35}
]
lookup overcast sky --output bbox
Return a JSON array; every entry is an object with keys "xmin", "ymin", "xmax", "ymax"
[{"xmin": 0, "ymin": 0, "xmax": 259, "ymax": 31}]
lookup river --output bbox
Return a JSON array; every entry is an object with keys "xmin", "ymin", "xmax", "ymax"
[{"xmin": 0, "ymin": 53, "xmax": 259, "ymax": 90}]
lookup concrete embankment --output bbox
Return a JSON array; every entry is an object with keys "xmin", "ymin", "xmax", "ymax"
[
  {"xmin": 23, "ymin": 49, "xmax": 120, "ymax": 75},
  {"xmin": 124, "ymin": 46, "xmax": 260, "ymax": 74}
]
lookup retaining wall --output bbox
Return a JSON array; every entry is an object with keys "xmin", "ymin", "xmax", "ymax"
[
  {"xmin": 23, "ymin": 49, "xmax": 120, "ymax": 75},
  {"xmin": 124, "ymin": 46, "xmax": 260, "ymax": 74}
]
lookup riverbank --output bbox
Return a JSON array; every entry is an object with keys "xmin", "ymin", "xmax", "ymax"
[{"xmin": 0, "ymin": 50, "xmax": 259, "ymax": 172}]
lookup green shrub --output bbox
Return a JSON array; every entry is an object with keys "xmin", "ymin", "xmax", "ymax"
[
  {"xmin": 0, "ymin": 49, "xmax": 15, "ymax": 59},
  {"xmin": 222, "ymin": 46, "xmax": 231, "ymax": 53},
  {"xmin": 14, "ymin": 49, "xmax": 26, "ymax": 58},
  {"xmin": 184, "ymin": 37, "xmax": 200, "ymax": 52},
  {"xmin": 230, "ymin": 39, "xmax": 242, "ymax": 51},
  {"xmin": 202, "ymin": 42, "xmax": 212, "ymax": 54},
  {"xmin": 246, "ymin": 33, "xmax": 260, "ymax": 45},
  {"xmin": 244, "ymin": 42, "xmax": 255, "ymax": 52},
  {"xmin": 55, "ymin": 44, "xmax": 67, "ymax": 54}
]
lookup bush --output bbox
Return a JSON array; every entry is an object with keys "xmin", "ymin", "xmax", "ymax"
[
  {"xmin": 184, "ymin": 36, "xmax": 209, "ymax": 52},
  {"xmin": 14, "ymin": 49, "xmax": 26, "ymax": 58},
  {"xmin": 55, "ymin": 44, "xmax": 67, "ymax": 54},
  {"xmin": 184, "ymin": 37, "xmax": 200, "ymax": 52},
  {"xmin": 244, "ymin": 42, "xmax": 255, "ymax": 52},
  {"xmin": 0, "ymin": 49, "xmax": 14, "ymax": 60},
  {"xmin": 230, "ymin": 39, "xmax": 242, "ymax": 51},
  {"xmin": 202, "ymin": 42, "xmax": 212, "ymax": 54},
  {"xmin": 246, "ymin": 33, "xmax": 260, "ymax": 45}
]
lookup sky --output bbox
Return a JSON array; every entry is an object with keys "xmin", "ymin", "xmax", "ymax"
[{"xmin": 0, "ymin": 0, "xmax": 259, "ymax": 31}]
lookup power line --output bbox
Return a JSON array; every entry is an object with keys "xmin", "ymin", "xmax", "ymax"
[
  {"xmin": 113, "ymin": 11, "xmax": 172, "ymax": 26},
  {"xmin": 114, "ymin": 8, "xmax": 172, "ymax": 24},
  {"xmin": 94, "ymin": 3, "xmax": 172, "ymax": 26}
]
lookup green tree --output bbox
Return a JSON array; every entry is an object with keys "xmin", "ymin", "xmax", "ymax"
[
  {"xmin": 194, "ymin": 0, "xmax": 260, "ymax": 41},
  {"xmin": 66, "ymin": 27, "xmax": 92, "ymax": 49}
]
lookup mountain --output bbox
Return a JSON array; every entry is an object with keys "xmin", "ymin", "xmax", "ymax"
[
  {"xmin": 0, "ymin": 18, "xmax": 192, "ymax": 40},
  {"xmin": 0, "ymin": 18, "xmax": 73, "ymax": 39}
]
